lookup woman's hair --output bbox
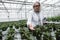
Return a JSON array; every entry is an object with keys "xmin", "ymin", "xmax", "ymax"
[{"xmin": 33, "ymin": 1, "xmax": 40, "ymax": 6}]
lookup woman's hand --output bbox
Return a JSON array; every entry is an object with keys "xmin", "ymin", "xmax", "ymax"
[
  {"xmin": 29, "ymin": 26, "xmax": 35, "ymax": 30},
  {"xmin": 29, "ymin": 24, "xmax": 35, "ymax": 30}
]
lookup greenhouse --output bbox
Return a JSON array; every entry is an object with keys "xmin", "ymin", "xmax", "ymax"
[{"xmin": 0, "ymin": 0, "xmax": 60, "ymax": 40}]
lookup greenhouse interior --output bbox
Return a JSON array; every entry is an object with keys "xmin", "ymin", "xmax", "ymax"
[{"xmin": 0, "ymin": 0, "xmax": 60, "ymax": 40}]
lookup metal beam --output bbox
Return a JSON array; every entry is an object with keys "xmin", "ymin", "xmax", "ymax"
[
  {"xmin": 0, "ymin": 1, "xmax": 33, "ymax": 5},
  {"xmin": 42, "ymin": 4, "xmax": 60, "ymax": 8},
  {"xmin": 0, "ymin": 5, "xmax": 60, "ymax": 10},
  {"xmin": 41, "ymin": 0, "xmax": 47, "ymax": 4},
  {"xmin": 0, "ymin": 7, "xmax": 32, "ymax": 10},
  {"xmin": 1, "ymin": 2, "xmax": 10, "ymax": 21}
]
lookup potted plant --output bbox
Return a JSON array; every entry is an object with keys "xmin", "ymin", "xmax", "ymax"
[
  {"xmin": 55, "ymin": 25, "xmax": 60, "ymax": 40},
  {"xmin": 6, "ymin": 34, "xmax": 14, "ymax": 40},
  {"xmin": 0, "ymin": 31, "xmax": 2, "ymax": 40},
  {"xmin": 19, "ymin": 27, "xmax": 31, "ymax": 40},
  {"xmin": 14, "ymin": 23, "xmax": 19, "ymax": 29},
  {"xmin": 19, "ymin": 20, "xmax": 27, "ymax": 27},
  {"xmin": 6, "ymin": 28, "xmax": 15, "ymax": 40},
  {"xmin": 43, "ymin": 31, "xmax": 52, "ymax": 40},
  {"xmin": 8, "ymin": 23, "xmax": 13, "ymax": 28},
  {"xmin": 1, "ymin": 24, "xmax": 8, "ymax": 31}
]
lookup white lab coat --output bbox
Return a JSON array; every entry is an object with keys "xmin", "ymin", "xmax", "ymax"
[{"xmin": 27, "ymin": 11, "xmax": 45, "ymax": 27}]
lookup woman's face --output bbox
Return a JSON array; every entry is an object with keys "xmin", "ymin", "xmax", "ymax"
[{"xmin": 33, "ymin": 3, "xmax": 40, "ymax": 12}]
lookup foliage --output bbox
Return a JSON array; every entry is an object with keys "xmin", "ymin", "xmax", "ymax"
[
  {"xmin": 46, "ymin": 16, "xmax": 60, "ymax": 21},
  {"xmin": 19, "ymin": 20, "xmax": 27, "ymax": 27},
  {"xmin": 19, "ymin": 27, "xmax": 31, "ymax": 40},
  {"xmin": 6, "ymin": 28, "xmax": 15, "ymax": 40},
  {"xmin": 0, "ymin": 19, "xmax": 60, "ymax": 40}
]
